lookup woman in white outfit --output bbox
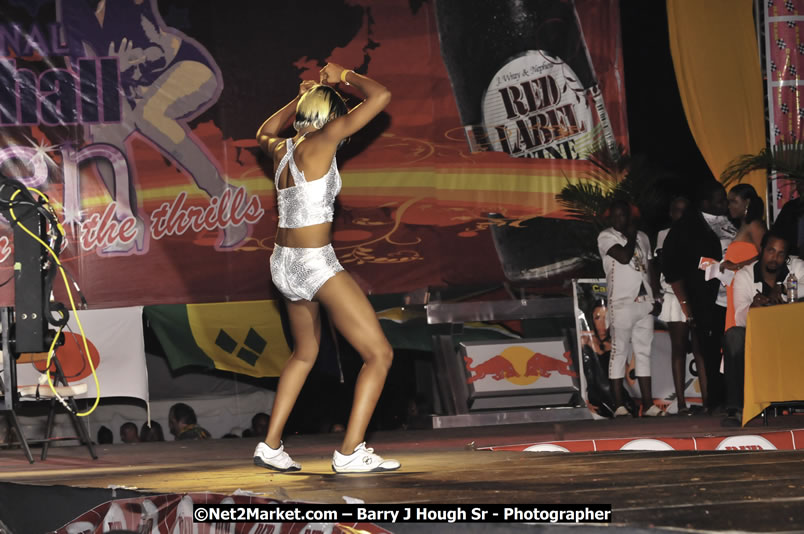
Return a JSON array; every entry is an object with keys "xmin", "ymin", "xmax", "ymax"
[{"xmin": 253, "ymin": 64, "xmax": 399, "ymax": 473}]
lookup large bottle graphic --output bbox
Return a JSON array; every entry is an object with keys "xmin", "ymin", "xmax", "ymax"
[{"xmin": 435, "ymin": 0, "xmax": 617, "ymax": 160}]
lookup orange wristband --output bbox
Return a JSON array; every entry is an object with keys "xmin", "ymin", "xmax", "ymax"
[{"xmin": 340, "ymin": 69, "xmax": 351, "ymax": 85}]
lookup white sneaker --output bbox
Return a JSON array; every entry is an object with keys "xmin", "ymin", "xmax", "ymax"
[
  {"xmin": 613, "ymin": 406, "xmax": 630, "ymax": 417},
  {"xmin": 253, "ymin": 441, "xmax": 301, "ymax": 472},
  {"xmin": 332, "ymin": 442, "xmax": 400, "ymax": 473},
  {"xmin": 643, "ymin": 405, "xmax": 666, "ymax": 417}
]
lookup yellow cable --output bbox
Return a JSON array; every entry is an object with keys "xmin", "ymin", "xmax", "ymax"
[
  {"xmin": 8, "ymin": 189, "xmax": 100, "ymax": 416},
  {"xmin": 44, "ymin": 324, "xmax": 66, "ymax": 406},
  {"xmin": 27, "ymin": 188, "xmax": 66, "ymax": 237}
]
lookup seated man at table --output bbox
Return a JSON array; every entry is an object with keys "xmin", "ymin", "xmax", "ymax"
[{"xmin": 722, "ymin": 229, "xmax": 804, "ymax": 426}]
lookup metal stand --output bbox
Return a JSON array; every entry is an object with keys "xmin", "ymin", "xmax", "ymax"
[
  {"xmin": 2, "ymin": 308, "xmax": 34, "ymax": 463},
  {"xmin": 1, "ymin": 307, "xmax": 97, "ymax": 462},
  {"xmin": 0, "ymin": 182, "xmax": 96, "ymax": 461}
]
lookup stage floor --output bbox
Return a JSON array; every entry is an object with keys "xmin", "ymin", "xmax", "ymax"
[{"xmin": 2, "ymin": 413, "xmax": 804, "ymax": 532}]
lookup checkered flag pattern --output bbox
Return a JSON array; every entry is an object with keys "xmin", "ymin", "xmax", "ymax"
[{"xmin": 767, "ymin": 0, "xmax": 804, "ymax": 210}]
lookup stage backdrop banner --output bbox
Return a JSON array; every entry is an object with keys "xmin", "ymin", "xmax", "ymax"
[
  {"xmin": 15, "ymin": 306, "xmax": 147, "ymax": 403},
  {"xmin": 764, "ymin": 0, "xmax": 804, "ymax": 218},
  {"xmin": 0, "ymin": 0, "xmax": 627, "ymax": 308},
  {"xmin": 572, "ymin": 279, "xmax": 701, "ymax": 419},
  {"xmin": 144, "ymin": 300, "xmax": 291, "ymax": 378}
]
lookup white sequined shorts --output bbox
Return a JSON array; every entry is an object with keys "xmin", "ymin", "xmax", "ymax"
[{"xmin": 270, "ymin": 243, "xmax": 344, "ymax": 301}]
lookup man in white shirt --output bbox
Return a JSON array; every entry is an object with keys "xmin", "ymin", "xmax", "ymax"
[
  {"xmin": 597, "ymin": 200, "xmax": 663, "ymax": 417},
  {"xmin": 722, "ymin": 230, "xmax": 804, "ymax": 426}
]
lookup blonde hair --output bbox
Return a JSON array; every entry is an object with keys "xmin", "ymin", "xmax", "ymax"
[{"xmin": 294, "ymin": 85, "xmax": 348, "ymax": 131}]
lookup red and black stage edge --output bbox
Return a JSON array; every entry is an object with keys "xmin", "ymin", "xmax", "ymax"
[{"xmin": 2, "ymin": 416, "xmax": 804, "ymax": 532}]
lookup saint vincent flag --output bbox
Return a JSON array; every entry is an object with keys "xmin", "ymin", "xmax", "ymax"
[{"xmin": 144, "ymin": 300, "xmax": 291, "ymax": 377}]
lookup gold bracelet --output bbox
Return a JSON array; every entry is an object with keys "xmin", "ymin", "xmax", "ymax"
[{"xmin": 340, "ymin": 69, "xmax": 351, "ymax": 85}]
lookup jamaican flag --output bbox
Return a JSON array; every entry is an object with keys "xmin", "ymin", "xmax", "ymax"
[{"xmin": 144, "ymin": 300, "xmax": 291, "ymax": 377}]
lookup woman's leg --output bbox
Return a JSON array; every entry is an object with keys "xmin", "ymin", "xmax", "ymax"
[
  {"xmin": 264, "ymin": 298, "xmax": 321, "ymax": 449},
  {"xmin": 668, "ymin": 321, "xmax": 689, "ymax": 411},
  {"xmin": 610, "ymin": 378, "xmax": 625, "ymax": 409},
  {"xmin": 315, "ymin": 272, "xmax": 393, "ymax": 454},
  {"xmin": 690, "ymin": 328, "xmax": 709, "ymax": 409},
  {"xmin": 637, "ymin": 377, "xmax": 653, "ymax": 412}
]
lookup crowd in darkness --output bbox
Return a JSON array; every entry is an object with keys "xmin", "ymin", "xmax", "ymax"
[
  {"xmin": 95, "ymin": 405, "xmax": 269, "ymax": 444},
  {"xmin": 93, "ymin": 342, "xmax": 423, "ymax": 446},
  {"xmin": 595, "ymin": 179, "xmax": 804, "ymax": 426}
]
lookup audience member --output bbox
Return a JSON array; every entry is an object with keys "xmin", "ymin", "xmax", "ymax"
[
  {"xmin": 662, "ymin": 180, "xmax": 731, "ymax": 413},
  {"xmin": 168, "ymin": 403, "xmax": 211, "ymax": 440},
  {"xmin": 722, "ymin": 230, "xmax": 804, "ymax": 426},
  {"xmin": 120, "ymin": 422, "xmax": 140, "ymax": 443},
  {"xmin": 773, "ymin": 180, "xmax": 804, "ymax": 258},
  {"xmin": 140, "ymin": 421, "xmax": 165, "ymax": 442},
  {"xmin": 251, "ymin": 412, "xmax": 270, "ymax": 439},
  {"xmin": 655, "ymin": 196, "xmax": 705, "ymax": 415},
  {"xmin": 579, "ymin": 298, "xmax": 620, "ymax": 418},
  {"xmin": 597, "ymin": 199, "xmax": 663, "ymax": 417},
  {"xmin": 330, "ymin": 423, "xmax": 346, "ymax": 433},
  {"xmin": 97, "ymin": 425, "xmax": 113, "ymax": 444},
  {"xmin": 721, "ymin": 184, "xmax": 766, "ymax": 331}
]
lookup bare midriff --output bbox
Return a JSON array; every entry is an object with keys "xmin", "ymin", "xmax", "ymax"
[{"xmin": 275, "ymin": 223, "xmax": 332, "ymax": 248}]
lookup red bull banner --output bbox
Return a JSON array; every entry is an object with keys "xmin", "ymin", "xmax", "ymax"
[
  {"xmin": 572, "ymin": 279, "xmax": 702, "ymax": 419},
  {"xmin": 460, "ymin": 338, "xmax": 579, "ymax": 410},
  {"xmin": 0, "ymin": 0, "xmax": 626, "ymax": 308}
]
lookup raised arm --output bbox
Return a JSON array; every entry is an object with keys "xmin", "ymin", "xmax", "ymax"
[
  {"xmin": 605, "ymin": 223, "xmax": 638, "ymax": 265},
  {"xmin": 256, "ymin": 80, "xmax": 316, "ymax": 154},
  {"xmin": 318, "ymin": 63, "xmax": 391, "ymax": 142}
]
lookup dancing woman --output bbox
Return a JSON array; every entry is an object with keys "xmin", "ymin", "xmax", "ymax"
[{"xmin": 253, "ymin": 64, "xmax": 399, "ymax": 473}]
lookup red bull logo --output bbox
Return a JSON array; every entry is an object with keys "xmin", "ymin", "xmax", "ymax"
[{"xmin": 465, "ymin": 346, "xmax": 577, "ymax": 385}]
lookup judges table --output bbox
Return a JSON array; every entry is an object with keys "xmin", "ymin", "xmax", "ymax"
[{"xmin": 743, "ymin": 301, "xmax": 804, "ymax": 425}]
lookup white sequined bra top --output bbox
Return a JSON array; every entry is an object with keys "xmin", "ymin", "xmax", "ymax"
[{"xmin": 275, "ymin": 136, "xmax": 342, "ymax": 229}]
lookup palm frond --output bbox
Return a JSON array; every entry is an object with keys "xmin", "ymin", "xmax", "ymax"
[
  {"xmin": 615, "ymin": 155, "xmax": 663, "ymax": 209},
  {"xmin": 722, "ymin": 143, "xmax": 804, "ymax": 185},
  {"xmin": 558, "ymin": 145, "xmax": 633, "ymax": 232},
  {"xmin": 585, "ymin": 143, "xmax": 631, "ymax": 182},
  {"xmin": 556, "ymin": 146, "xmax": 669, "ymax": 269},
  {"xmin": 556, "ymin": 179, "xmax": 613, "ymax": 229}
]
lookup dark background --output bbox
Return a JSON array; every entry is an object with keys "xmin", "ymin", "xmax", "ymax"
[{"xmin": 620, "ymin": 1, "xmax": 715, "ymax": 182}]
